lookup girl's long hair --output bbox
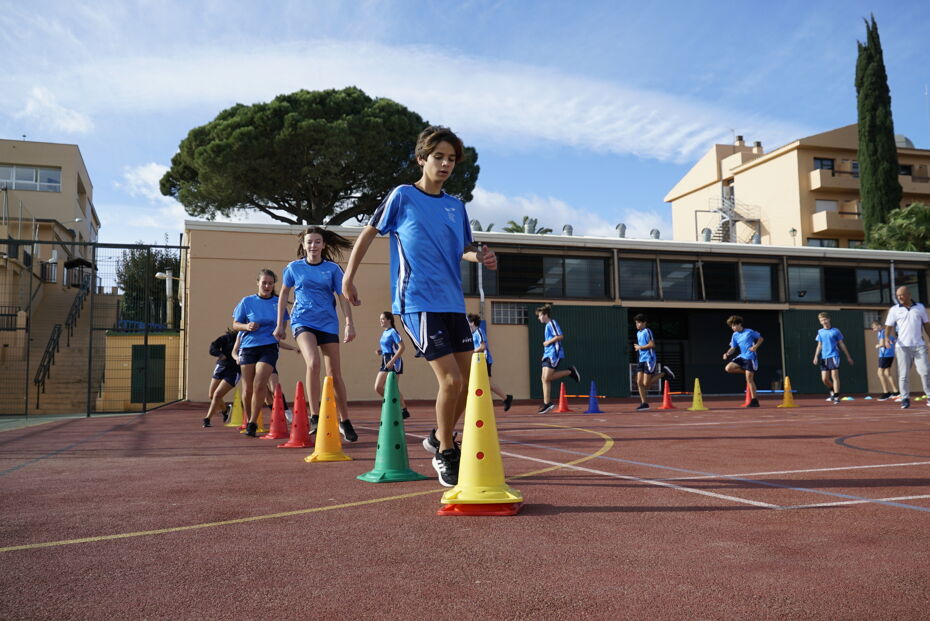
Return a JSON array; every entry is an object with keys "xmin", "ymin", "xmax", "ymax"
[
  {"xmin": 382, "ymin": 311, "xmax": 396, "ymax": 329},
  {"xmin": 297, "ymin": 226, "xmax": 352, "ymax": 262}
]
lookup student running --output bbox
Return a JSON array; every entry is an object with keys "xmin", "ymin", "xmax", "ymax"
[
  {"xmin": 632, "ymin": 313, "xmax": 674, "ymax": 411},
  {"xmin": 722, "ymin": 315, "xmax": 763, "ymax": 407},
  {"xmin": 871, "ymin": 320, "xmax": 899, "ymax": 400},
  {"xmin": 467, "ymin": 313, "xmax": 513, "ymax": 411},
  {"xmin": 812, "ymin": 312, "xmax": 854, "ymax": 404},
  {"xmin": 375, "ymin": 311, "xmax": 410, "ymax": 420},
  {"xmin": 203, "ymin": 328, "xmax": 239, "ymax": 427},
  {"xmin": 535, "ymin": 304, "xmax": 580, "ymax": 414}
]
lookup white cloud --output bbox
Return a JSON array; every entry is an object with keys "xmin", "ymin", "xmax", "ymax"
[{"xmin": 14, "ymin": 87, "xmax": 94, "ymax": 134}]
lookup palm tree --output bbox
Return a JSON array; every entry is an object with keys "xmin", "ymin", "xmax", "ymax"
[{"xmin": 503, "ymin": 216, "xmax": 552, "ymax": 235}]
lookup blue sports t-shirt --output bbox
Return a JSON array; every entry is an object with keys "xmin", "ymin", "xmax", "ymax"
[
  {"xmin": 368, "ymin": 185, "xmax": 473, "ymax": 314},
  {"xmin": 636, "ymin": 328, "xmax": 656, "ymax": 364},
  {"xmin": 730, "ymin": 328, "xmax": 761, "ymax": 361},
  {"xmin": 472, "ymin": 326, "xmax": 493, "ymax": 364},
  {"xmin": 816, "ymin": 327, "xmax": 844, "ymax": 360},
  {"xmin": 233, "ymin": 294, "xmax": 285, "ymax": 349},
  {"xmin": 379, "ymin": 328, "xmax": 402, "ymax": 357},
  {"xmin": 543, "ymin": 320, "xmax": 565, "ymax": 363},
  {"xmin": 283, "ymin": 259, "xmax": 343, "ymax": 334},
  {"xmin": 877, "ymin": 329, "xmax": 895, "ymax": 358}
]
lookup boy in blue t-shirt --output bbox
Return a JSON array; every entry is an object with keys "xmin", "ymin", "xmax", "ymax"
[
  {"xmin": 813, "ymin": 312, "xmax": 854, "ymax": 404},
  {"xmin": 722, "ymin": 315, "xmax": 764, "ymax": 407},
  {"xmin": 467, "ymin": 314, "xmax": 513, "ymax": 412},
  {"xmin": 341, "ymin": 126, "xmax": 497, "ymax": 487},
  {"xmin": 632, "ymin": 314, "xmax": 675, "ymax": 411},
  {"xmin": 871, "ymin": 320, "xmax": 899, "ymax": 400},
  {"xmin": 535, "ymin": 304, "xmax": 581, "ymax": 414}
]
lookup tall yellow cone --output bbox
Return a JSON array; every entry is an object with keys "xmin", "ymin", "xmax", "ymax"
[
  {"xmin": 687, "ymin": 378, "xmax": 708, "ymax": 411},
  {"xmin": 439, "ymin": 353, "xmax": 522, "ymax": 515},
  {"xmin": 777, "ymin": 376, "xmax": 798, "ymax": 408},
  {"xmin": 224, "ymin": 386, "xmax": 244, "ymax": 427},
  {"xmin": 305, "ymin": 376, "xmax": 351, "ymax": 462}
]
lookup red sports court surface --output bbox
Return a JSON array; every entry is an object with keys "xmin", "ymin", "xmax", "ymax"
[{"xmin": 1, "ymin": 395, "xmax": 929, "ymax": 620}]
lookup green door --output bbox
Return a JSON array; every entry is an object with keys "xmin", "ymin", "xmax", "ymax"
[
  {"xmin": 131, "ymin": 344, "xmax": 166, "ymax": 403},
  {"xmin": 527, "ymin": 305, "xmax": 628, "ymax": 399},
  {"xmin": 781, "ymin": 310, "xmax": 867, "ymax": 394}
]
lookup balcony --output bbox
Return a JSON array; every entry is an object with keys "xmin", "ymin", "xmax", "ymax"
[
  {"xmin": 900, "ymin": 174, "xmax": 930, "ymax": 196},
  {"xmin": 811, "ymin": 209, "xmax": 863, "ymax": 235},
  {"xmin": 809, "ymin": 168, "xmax": 860, "ymax": 193}
]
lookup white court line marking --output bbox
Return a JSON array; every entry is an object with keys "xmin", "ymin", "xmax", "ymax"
[
  {"xmin": 663, "ymin": 461, "xmax": 930, "ymax": 481},
  {"xmin": 499, "ymin": 451, "xmax": 780, "ymax": 509},
  {"xmin": 785, "ymin": 495, "xmax": 930, "ymax": 510}
]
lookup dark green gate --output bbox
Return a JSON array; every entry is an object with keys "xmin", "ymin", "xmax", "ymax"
[
  {"xmin": 781, "ymin": 310, "xmax": 867, "ymax": 394},
  {"xmin": 131, "ymin": 344, "xmax": 166, "ymax": 404}
]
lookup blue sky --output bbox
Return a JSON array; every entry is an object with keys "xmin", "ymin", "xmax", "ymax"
[{"xmin": 2, "ymin": 0, "xmax": 929, "ymax": 244}]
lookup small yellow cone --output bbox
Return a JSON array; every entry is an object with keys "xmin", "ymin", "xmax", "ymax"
[
  {"xmin": 305, "ymin": 376, "xmax": 351, "ymax": 462},
  {"xmin": 777, "ymin": 376, "xmax": 798, "ymax": 408},
  {"xmin": 225, "ymin": 386, "xmax": 244, "ymax": 427},
  {"xmin": 687, "ymin": 378, "xmax": 708, "ymax": 411}
]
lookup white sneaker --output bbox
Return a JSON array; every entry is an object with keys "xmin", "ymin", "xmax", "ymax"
[{"xmin": 284, "ymin": 408, "xmax": 293, "ymax": 423}]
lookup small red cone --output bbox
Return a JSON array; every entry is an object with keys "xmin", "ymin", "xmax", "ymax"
[
  {"xmin": 659, "ymin": 381, "xmax": 676, "ymax": 409},
  {"xmin": 261, "ymin": 384, "xmax": 289, "ymax": 439},
  {"xmin": 742, "ymin": 383, "xmax": 752, "ymax": 407},
  {"xmin": 555, "ymin": 382, "xmax": 573, "ymax": 412},
  {"xmin": 278, "ymin": 381, "xmax": 313, "ymax": 448}
]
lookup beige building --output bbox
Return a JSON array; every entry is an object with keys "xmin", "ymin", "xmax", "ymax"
[{"xmin": 665, "ymin": 124, "xmax": 930, "ymax": 248}]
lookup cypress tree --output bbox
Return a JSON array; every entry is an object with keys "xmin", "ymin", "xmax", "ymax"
[{"xmin": 855, "ymin": 15, "xmax": 902, "ymax": 243}]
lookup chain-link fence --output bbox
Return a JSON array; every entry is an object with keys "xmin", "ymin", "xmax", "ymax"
[{"xmin": 0, "ymin": 239, "xmax": 187, "ymax": 417}]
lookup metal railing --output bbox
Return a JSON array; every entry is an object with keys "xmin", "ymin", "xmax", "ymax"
[
  {"xmin": 33, "ymin": 324, "xmax": 63, "ymax": 407},
  {"xmin": 64, "ymin": 282, "xmax": 89, "ymax": 346}
]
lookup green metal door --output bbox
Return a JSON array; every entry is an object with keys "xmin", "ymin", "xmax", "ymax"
[
  {"xmin": 131, "ymin": 344, "xmax": 166, "ymax": 403},
  {"xmin": 527, "ymin": 305, "xmax": 628, "ymax": 399},
  {"xmin": 781, "ymin": 310, "xmax": 867, "ymax": 394}
]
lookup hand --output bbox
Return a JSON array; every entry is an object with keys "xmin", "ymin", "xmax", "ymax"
[
  {"xmin": 848, "ymin": 357, "xmax": 854, "ymax": 366},
  {"xmin": 246, "ymin": 321, "xmax": 258, "ymax": 332},
  {"xmin": 812, "ymin": 357, "xmax": 818, "ymax": 365},
  {"xmin": 344, "ymin": 323, "xmax": 356, "ymax": 343},
  {"xmin": 477, "ymin": 245, "xmax": 497, "ymax": 270},
  {"xmin": 273, "ymin": 326, "xmax": 285, "ymax": 341},
  {"xmin": 722, "ymin": 352, "xmax": 728, "ymax": 360},
  {"xmin": 343, "ymin": 280, "xmax": 361, "ymax": 306}
]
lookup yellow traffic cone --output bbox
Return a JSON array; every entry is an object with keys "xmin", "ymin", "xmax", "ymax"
[
  {"xmin": 687, "ymin": 378, "xmax": 708, "ymax": 411},
  {"xmin": 305, "ymin": 376, "xmax": 351, "ymax": 462},
  {"xmin": 439, "ymin": 352, "xmax": 522, "ymax": 516},
  {"xmin": 777, "ymin": 376, "xmax": 798, "ymax": 408},
  {"xmin": 225, "ymin": 386, "xmax": 243, "ymax": 427}
]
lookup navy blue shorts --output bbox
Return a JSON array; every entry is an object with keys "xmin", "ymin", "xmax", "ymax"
[
  {"xmin": 239, "ymin": 344, "xmax": 279, "ymax": 367},
  {"xmin": 212, "ymin": 364, "xmax": 240, "ymax": 386},
  {"xmin": 730, "ymin": 357, "xmax": 758, "ymax": 372},
  {"xmin": 541, "ymin": 358, "xmax": 563, "ymax": 369},
  {"xmin": 819, "ymin": 356, "xmax": 840, "ymax": 372},
  {"xmin": 637, "ymin": 360, "xmax": 659, "ymax": 375},
  {"xmin": 294, "ymin": 325, "xmax": 339, "ymax": 345},
  {"xmin": 379, "ymin": 354, "xmax": 403, "ymax": 374},
  {"xmin": 878, "ymin": 357, "xmax": 894, "ymax": 369},
  {"xmin": 400, "ymin": 312, "xmax": 473, "ymax": 362}
]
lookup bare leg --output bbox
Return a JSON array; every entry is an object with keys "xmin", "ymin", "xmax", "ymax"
[
  {"xmin": 296, "ymin": 331, "xmax": 322, "ymax": 415},
  {"xmin": 375, "ymin": 371, "xmax": 407, "ymax": 408},
  {"xmin": 320, "ymin": 342, "xmax": 349, "ymax": 421},
  {"xmin": 206, "ymin": 380, "xmax": 235, "ymax": 420},
  {"xmin": 240, "ymin": 364, "xmax": 255, "ymax": 424},
  {"xmin": 541, "ymin": 366, "xmax": 571, "ymax": 403},
  {"xmin": 427, "ymin": 351, "xmax": 472, "ymax": 451},
  {"xmin": 830, "ymin": 369, "xmax": 841, "ymax": 395},
  {"xmin": 249, "ymin": 362, "xmax": 273, "ymax": 424}
]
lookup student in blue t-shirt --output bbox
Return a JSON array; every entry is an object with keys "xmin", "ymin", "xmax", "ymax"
[
  {"xmin": 871, "ymin": 319, "xmax": 899, "ymax": 400},
  {"xmin": 342, "ymin": 125, "xmax": 497, "ymax": 487},
  {"xmin": 467, "ymin": 313, "xmax": 513, "ymax": 412},
  {"xmin": 632, "ymin": 314, "xmax": 675, "ymax": 411},
  {"xmin": 722, "ymin": 315, "xmax": 764, "ymax": 407},
  {"xmin": 375, "ymin": 311, "xmax": 410, "ymax": 420},
  {"xmin": 813, "ymin": 312, "xmax": 854, "ymax": 404},
  {"xmin": 535, "ymin": 304, "xmax": 581, "ymax": 414},
  {"xmin": 274, "ymin": 227, "xmax": 358, "ymax": 442},
  {"xmin": 233, "ymin": 269, "xmax": 287, "ymax": 436}
]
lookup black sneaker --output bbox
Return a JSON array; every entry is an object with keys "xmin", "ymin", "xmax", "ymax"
[
  {"xmin": 662, "ymin": 365, "xmax": 676, "ymax": 380},
  {"xmin": 422, "ymin": 429, "xmax": 460, "ymax": 454},
  {"xmin": 877, "ymin": 392, "xmax": 891, "ymax": 401},
  {"xmin": 402, "ymin": 408, "xmax": 410, "ymax": 419},
  {"xmin": 748, "ymin": 398, "xmax": 760, "ymax": 407},
  {"xmin": 202, "ymin": 417, "xmax": 212, "ymax": 428},
  {"xmin": 284, "ymin": 408, "xmax": 293, "ymax": 424},
  {"xmin": 569, "ymin": 365, "xmax": 581, "ymax": 383},
  {"xmin": 339, "ymin": 419, "xmax": 358, "ymax": 443},
  {"xmin": 503, "ymin": 394, "xmax": 514, "ymax": 412},
  {"xmin": 537, "ymin": 402, "xmax": 555, "ymax": 414},
  {"xmin": 831, "ymin": 395, "xmax": 840, "ymax": 405},
  {"xmin": 432, "ymin": 448, "xmax": 459, "ymax": 487},
  {"xmin": 222, "ymin": 404, "xmax": 231, "ymax": 423},
  {"xmin": 309, "ymin": 415, "xmax": 319, "ymax": 435},
  {"xmin": 901, "ymin": 398, "xmax": 910, "ymax": 409},
  {"xmin": 635, "ymin": 402, "xmax": 650, "ymax": 411},
  {"xmin": 825, "ymin": 392, "xmax": 835, "ymax": 402},
  {"xmin": 245, "ymin": 421, "xmax": 258, "ymax": 437}
]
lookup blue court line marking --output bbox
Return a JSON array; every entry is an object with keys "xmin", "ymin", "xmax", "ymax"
[
  {"xmin": 0, "ymin": 419, "xmax": 139, "ymax": 477},
  {"xmin": 499, "ymin": 434, "xmax": 930, "ymax": 513}
]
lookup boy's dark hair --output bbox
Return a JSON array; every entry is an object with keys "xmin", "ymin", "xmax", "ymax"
[
  {"xmin": 381, "ymin": 311, "xmax": 395, "ymax": 329},
  {"xmin": 726, "ymin": 315, "xmax": 743, "ymax": 327},
  {"xmin": 297, "ymin": 226, "xmax": 352, "ymax": 262},
  {"xmin": 466, "ymin": 313, "xmax": 482, "ymax": 326},
  {"xmin": 415, "ymin": 125, "xmax": 465, "ymax": 162},
  {"xmin": 535, "ymin": 304, "xmax": 552, "ymax": 317},
  {"xmin": 633, "ymin": 314, "xmax": 647, "ymax": 323}
]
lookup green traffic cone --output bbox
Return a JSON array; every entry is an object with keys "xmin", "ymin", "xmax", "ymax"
[{"xmin": 357, "ymin": 372, "xmax": 428, "ymax": 483}]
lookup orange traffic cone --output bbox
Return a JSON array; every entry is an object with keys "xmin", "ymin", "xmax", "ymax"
[
  {"xmin": 279, "ymin": 381, "xmax": 313, "ymax": 448},
  {"xmin": 741, "ymin": 384, "xmax": 752, "ymax": 407},
  {"xmin": 261, "ymin": 384, "xmax": 289, "ymax": 440},
  {"xmin": 777, "ymin": 376, "xmax": 798, "ymax": 408},
  {"xmin": 659, "ymin": 380, "xmax": 676, "ymax": 409},
  {"xmin": 304, "ymin": 376, "xmax": 351, "ymax": 462},
  {"xmin": 555, "ymin": 383, "xmax": 573, "ymax": 412}
]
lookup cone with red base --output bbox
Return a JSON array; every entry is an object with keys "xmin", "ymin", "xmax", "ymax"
[
  {"xmin": 279, "ymin": 381, "xmax": 313, "ymax": 448},
  {"xmin": 555, "ymin": 382, "xmax": 573, "ymax": 413},
  {"xmin": 659, "ymin": 380, "xmax": 676, "ymax": 409},
  {"xmin": 261, "ymin": 384, "xmax": 290, "ymax": 440}
]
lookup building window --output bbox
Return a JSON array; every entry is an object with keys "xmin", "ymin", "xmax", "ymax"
[
  {"xmin": 807, "ymin": 238, "xmax": 838, "ymax": 248},
  {"xmin": 701, "ymin": 262, "xmax": 740, "ymax": 301},
  {"xmin": 659, "ymin": 261, "xmax": 697, "ymax": 300},
  {"xmin": 564, "ymin": 257, "xmax": 609, "ymax": 298},
  {"xmin": 495, "ymin": 253, "xmax": 609, "ymax": 299},
  {"xmin": 851, "ymin": 161, "xmax": 859, "ymax": 178},
  {"xmin": 848, "ymin": 240, "xmax": 865, "ymax": 249},
  {"xmin": 813, "ymin": 158, "xmax": 835, "ymax": 171},
  {"xmin": 0, "ymin": 165, "xmax": 61, "ymax": 192},
  {"xmin": 815, "ymin": 200, "xmax": 838, "ymax": 213},
  {"xmin": 492, "ymin": 302, "xmax": 527, "ymax": 325},
  {"xmin": 823, "ymin": 266, "xmax": 857, "ymax": 304},
  {"xmin": 856, "ymin": 268, "xmax": 890, "ymax": 304},
  {"xmin": 461, "ymin": 261, "xmax": 498, "ymax": 296},
  {"xmin": 497, "ymin": 254, "xmax": 544, "ymax": 297},
  {"xmin": 619, "ymin": 258, "xmax": 658, "ymax": 300},
  {"xmin": 899, "ymin": 164, "xmax": 913, "ymax": 177},
  {"xmin": 897, "ymin": 269, "xmax": 927, "ymax": 302},
  {"xmin": 788, "ymin": 266, "xmax": 823, "ymax": 302},
  {"xmin": 742, "ymin": 264, "xmax": 778, "ymax": 302}
]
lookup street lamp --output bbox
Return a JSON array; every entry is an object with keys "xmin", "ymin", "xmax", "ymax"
[{"xmin": 155, "ymin": 269, "xmax": 181, "ymax": 330}]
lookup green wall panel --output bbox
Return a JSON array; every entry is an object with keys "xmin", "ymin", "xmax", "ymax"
[{"xmin": 781, "ymin": 310, "xmax": 867, "ymax": 395}]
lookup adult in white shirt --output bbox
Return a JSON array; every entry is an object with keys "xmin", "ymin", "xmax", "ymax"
[{"xmin": 883, "ymin": 286, "xmax": 930, "ymax": 409}]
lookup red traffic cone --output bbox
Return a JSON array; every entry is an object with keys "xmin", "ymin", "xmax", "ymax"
[
  {"xmin": 741, "ymin": 383, "xmax": 752, "ymax": 407},
  {"xmin": 555, "ymin": 382, "xmax": 573, "ymax": 412},
  {"xmin": 261, "ymin": 384, "xmax": 290, "ymax": 439},
  {"xmin": 278, "ymin": 381, "xmax": 313, "ymax": 448},
  {"xmin": 659, "ymin": 380, "xmax": 676, "ymax": 409}
]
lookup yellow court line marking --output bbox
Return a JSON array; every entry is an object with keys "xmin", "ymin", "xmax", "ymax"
[{"xmin": 0, "ymin": 424, "xmax": 612, "ymax": 553}]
